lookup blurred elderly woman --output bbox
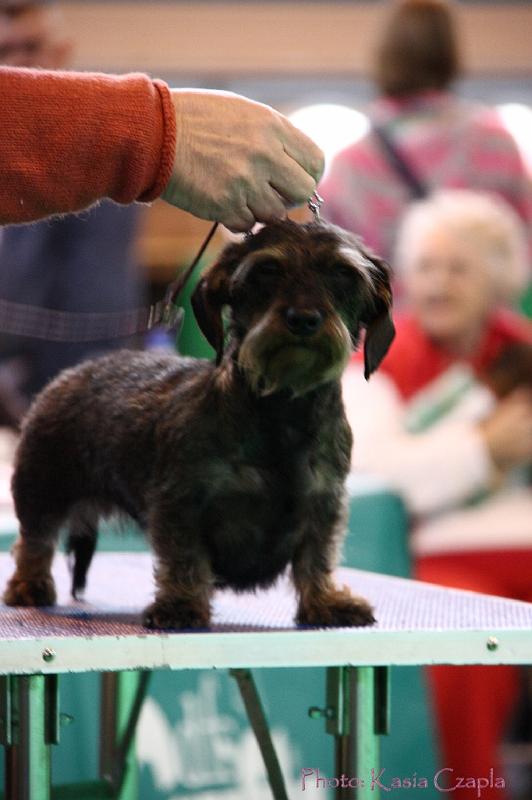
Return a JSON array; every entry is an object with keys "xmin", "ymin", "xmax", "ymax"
[{"xmin": 343, "ymin": 189, "xmax": 532, "ymax": 798}]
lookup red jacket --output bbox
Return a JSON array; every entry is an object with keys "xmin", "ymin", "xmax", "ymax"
[{"xmin": 0, "ymin": 67, "xmax": 176, "ymax": 224}]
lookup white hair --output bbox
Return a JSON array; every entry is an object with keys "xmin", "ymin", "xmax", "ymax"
[{"xmin": 394, "ymin": 189, "xmax": 529, "ymax": 301}]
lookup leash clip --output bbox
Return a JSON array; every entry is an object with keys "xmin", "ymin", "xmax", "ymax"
[
  {"xmin": 148, "ymin": 221, "xmax": 219, "ymax": 336},
  {"xmin": 147, "ymin": 298, "xmax": 184, "ymax": 333},
  {"xmin": 308, "ymin": 191, "xmax": 324, "ymax": 220}
]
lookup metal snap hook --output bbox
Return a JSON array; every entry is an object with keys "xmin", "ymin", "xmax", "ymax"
[{"xmin": 307, "ymin": 191, "xmax": 324, "ymax": 219}]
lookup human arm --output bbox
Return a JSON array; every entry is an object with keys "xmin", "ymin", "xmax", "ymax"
[
  {"xmin": 478, "ymin": 390, "xmax": 532, "ymax": 473},
  {"xmin": 468, "ymin": 109, "xmax": 532, "ymax": 267},
  {"xmin": 342, "ymin": 366, "xmax": 494, "ymax": 515},
  {"xmin": 0, "ymin": 68, "xmax": 324, "ymax": 230},
  {"xmin": 0, "ymin": 67, "xmax": 174, "ymax": 224}
]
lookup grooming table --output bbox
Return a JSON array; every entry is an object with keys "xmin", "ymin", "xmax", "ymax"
[{"xmin": 1, "ymin": 553, "xmax": 532, "ymax": 800}]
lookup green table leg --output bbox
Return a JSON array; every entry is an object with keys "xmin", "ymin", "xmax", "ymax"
[
  {"xmin": 350, "ymin": 667, "xmax": 390, "ymax": 799},
  {"xmin": 1, "ymin": 674, "xmax": 59, "ymax": 800},
  {"xmin": 230, "ymin": 669, "xmax": 289, "ymax": 800},
  {"xmin": 100, "ymin": 671, "xmax": 150, "ymax": 800},
  {"xmin": 310, "ymin": 666, "xmax": 390, "ymax": 799}
]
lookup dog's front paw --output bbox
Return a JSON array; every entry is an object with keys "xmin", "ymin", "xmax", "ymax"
[
  {"xmin": 297, "ymin": 587, "xmax": 376, "ymax": 628},
  {"xmin": 3, "ymin": 575, "xmax": 57, "ymax": 607},
  {"xmin": 142, "ymin": 599, "xmax": 210, "ymax": 631}
]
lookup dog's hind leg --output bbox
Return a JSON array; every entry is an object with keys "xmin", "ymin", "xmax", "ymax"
[
  {"xmin": 3, "ymin": 514, "xmax": 63, "ymax": 607},
  {"xmin": 65, "ymin": 505, "xmax": 99, "ymax": 600},
  {"xmin": 3, "ymin": 450, "xmax": 75, "ymax": 606}
]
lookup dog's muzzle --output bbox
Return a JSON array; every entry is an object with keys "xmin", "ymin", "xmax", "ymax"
[{"xmin": 238, "ymin": 307, "xmax": 351, "ymax": 397}]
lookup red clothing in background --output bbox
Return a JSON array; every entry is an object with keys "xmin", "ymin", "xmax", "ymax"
[
  {"xmin": 375, "ymin": 309, "xmax": 532, "ymax": 401},
  {"xmin": 348, "ymin": 310, "xmax": 532, "ymax": 798},
  {"xmin": 417, "ymin": 551, "xmax": 532, "ymax": 800},
  {"xmin": 0, "ymin": 67, "xmax": 176, "ymax": 224}
]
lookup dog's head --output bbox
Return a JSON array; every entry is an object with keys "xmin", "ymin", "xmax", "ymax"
[{"xmin": 191, "ymin": 219, "xmax": 395, "ymax": 396}]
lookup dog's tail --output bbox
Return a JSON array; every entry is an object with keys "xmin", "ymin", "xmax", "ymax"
[{"xmin": 65, "ymin": 506, "xmax": 99, "ymax": 599}]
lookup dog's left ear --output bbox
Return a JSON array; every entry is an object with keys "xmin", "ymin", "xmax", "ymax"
[
  {"xmin": 190, "ymin": 242, "xmax": 243, "ymax": 365},
  {"xmin": 361, "ymin": 255, "xmax": 395, "ymax": 380}
]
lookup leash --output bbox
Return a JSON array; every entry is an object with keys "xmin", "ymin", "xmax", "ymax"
[
  {"xmin": 0, "ymin": 193, "xmax": 323, "ymax": 343},
  {"xmin": 147, "ymin": 220, "xmax": 219, "ymax": 336}
]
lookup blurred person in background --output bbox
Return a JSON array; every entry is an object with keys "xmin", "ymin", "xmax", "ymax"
[
  {"xmin": 343, "ymin": 189, "xmax": 532, "ymax": 799},
  {"xmin": 0, "ymin": 0, "xmax": 145, "ymax": 425},
  {"xmin": 319, "ymin": 0, "xmax": 532, "ymax": 279}
]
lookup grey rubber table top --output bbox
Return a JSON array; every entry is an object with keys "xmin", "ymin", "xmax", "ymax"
[{"xmin": 0, "ymin": 552, "xmax": 531, "ymax": 674}]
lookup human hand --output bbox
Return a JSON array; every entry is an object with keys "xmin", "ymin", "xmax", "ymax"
[
  {"xmin": 161, "ymin": 89, "xmax": 324, "ymax": 232},
  {"xmin": 479, "ymin": 390, "xmax": 532, "ymax": 472}
]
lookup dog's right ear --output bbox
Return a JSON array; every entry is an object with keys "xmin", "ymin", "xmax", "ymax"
[{"xmin": 190, "ymin": 243, "xmax": 244, "ymax": 365}]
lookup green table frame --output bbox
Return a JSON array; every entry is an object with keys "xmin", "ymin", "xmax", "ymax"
[{"xmin": 1, "ymin": 556, "xmax": 532, "ymax": 800}]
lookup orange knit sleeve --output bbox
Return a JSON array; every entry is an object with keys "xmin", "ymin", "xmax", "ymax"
[{"xmin": 0, "ymin": 67, "xmax": 176, "ymax": 224}]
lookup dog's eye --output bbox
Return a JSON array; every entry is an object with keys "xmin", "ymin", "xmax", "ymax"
[
  {"xmin": 335, "ymin": 263, "xmax": 356, "ymax": 280},
  {"xmin": 247, "ymin": 260, "xmax": 282, "ymax": 287},
  {"xmin": 326, "ymin": 263, "xmax": 358, "ymax": 291},
  {"xmin": 256, "ymin": 260, "xmax": 281, "ymax": 277},
  {"xmin": 231, "ymin": 258, "xmax": 281, "ymax": 294},
  {"xmin": 324, "ymin": 262, "xmax": 364, "ymax": 309}
]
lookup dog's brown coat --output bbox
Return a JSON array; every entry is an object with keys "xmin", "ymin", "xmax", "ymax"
[{"xmin": 3, "ymin": 220, "xmax": 394, "ymax": 629}]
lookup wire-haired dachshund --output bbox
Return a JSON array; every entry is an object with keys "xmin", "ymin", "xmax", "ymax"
[{"xmin": 3, "ymin": 219, "xmax": 395, "ymax": 630}]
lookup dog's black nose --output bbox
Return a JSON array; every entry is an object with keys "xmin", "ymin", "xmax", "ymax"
[{"xmin": 284, "ymin": 307, "xmax": 323, "ymax": 336}]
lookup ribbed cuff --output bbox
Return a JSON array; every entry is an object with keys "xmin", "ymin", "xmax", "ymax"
[{"xmin": 138, "ymin": 80, "xmax": 176, "ymax": 202}]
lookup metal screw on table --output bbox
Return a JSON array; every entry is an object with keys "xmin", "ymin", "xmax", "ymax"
[
  {"xmin": 308, "ymin": 706, "xmax": 335, "ymax": 720},
  {"xmin": 42, "ymin": 648, "xmax": 56, "ymax": 663},
  {"xmin": 486, "ymin": 636, "xmax": 499, "ymax": 651}
]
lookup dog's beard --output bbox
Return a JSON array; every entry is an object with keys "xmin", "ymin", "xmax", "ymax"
[{"xmin": 238, "ymin": 315, "xmax": 351, "ymax": 397}]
